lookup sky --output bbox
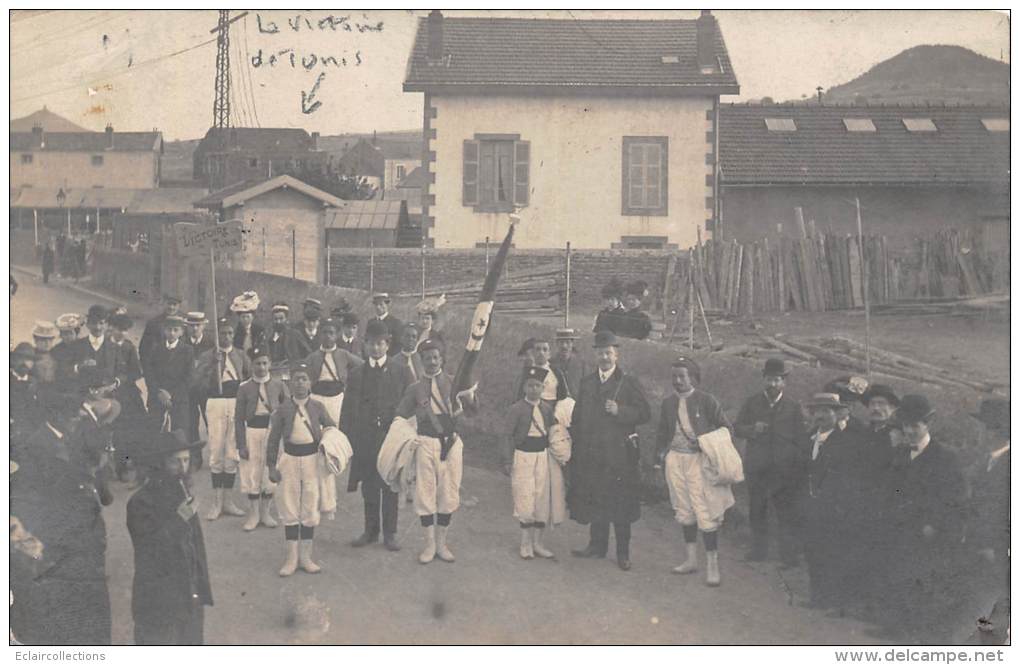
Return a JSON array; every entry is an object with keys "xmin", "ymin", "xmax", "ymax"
[{"xmin": 9, "ymin": 9, "xmax": 1010, "ymax": 141}]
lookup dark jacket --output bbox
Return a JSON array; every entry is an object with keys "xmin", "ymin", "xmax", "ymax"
[
  {"xmin": 234, "ymin": 320, "xmax": 267, "ymax": 359},
  {"xmin": 506, "ymin": 399, "xmax": 556, "ymax": 458},
  {"xmin": 266, "ymin": 397, "xmax": 336, "ymax": 465},
  {"xmin": 968, "ymin": 448, "xmax": 1010, "ymax": 559},
  {"xmin": 66, "ymin": 336, "xmax": 119, "ymax": 381},
  {"xmin": 127, "ymin": 472, "xmax": 212, "ymax": 628},
  {"xmin": 145, "ymin": 340, "xmax": 194, "ymax": 430},
  {"xmin": 139, "ymin": 314, "xmax": 169, "ymax": 377},
  {"xmin": 184, "ymin": 332, "xmax": 215, "ymax": 357},
  {"xmin": 567, "ymin": 367, "xmax": 651, "ymax": 525},
  {"xmin": 734, "ymin": 391, "xmax": 808, "ymax": 487},
  {"xmin": 337, "ymin": 334, "xmax": 365, "ymax": 359},
  {"xmin": 109, "ymin": 338, "xmax": 145, "ymax": 414},
  {"xmin": 305, "ymin": 347, "xmax": 364, "ymax": 393},
  {"xmin": 617, "ymin": 308, "xmax": 653, "ymax": 340},
  {"xmin": 234, "ymin": 377, "xmax": 290, "ymax": 451},
  {"xmin": 290, "ymin": 321, "xmax": 321, "ymax": 360},
  {"xmin": 592, "ymin": 305, "xmax": 626, "ymax": 334},
  {"xmin": 655, "ymin": 389, "xmax": 731, "ymax": 454},
  {"xmin": 886, "ymin": 439, "xmax": 966, "ymax": 547},
  {"xmin": 394, "ymin": 351, "xmax": 425, "ymax": 383},
  {"xmin": 551, "ymin": 352, "xmax": 586, "ymax": 399},
  {"xmin": 194, "ymin": 346, "xmax": 251, "ymax": 397},
  {"xmin": 369, "ymin": 314, "xmax": 404, "ymax": 356},
  {"xmin": 341, "ymin": 357, "xmax": 414, "ymax": 491}
]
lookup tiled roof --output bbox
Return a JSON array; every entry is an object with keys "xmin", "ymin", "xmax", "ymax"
[
  {"xmin": 404, "ymin": 16, "xmax": 738, "ymax": 92},
  {"xmin": 196, "ymin": 127, "xmax": 315, "ymax": 154},
  {"xmin": 194, "ymin": 175, "xmax": 344, "ymax": 209},
  {"xmin": 335, "ymin": 139, "xmax": 385, "ymax": 178},
  {"xmin": 719, "ymin": 104, "xmax": 1010, "ymax": 185},
  {"xmin": 10, "ymin": 131, "xmax": 161, "ymax": 152},
  {"xmin": 10, "ymin": 107, "xmax": 90, "ymax": 133}
]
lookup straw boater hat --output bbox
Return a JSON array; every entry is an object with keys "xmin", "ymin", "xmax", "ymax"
[
  {"xmin": 303, "ymin": 297, "xmax": 323, "ymax": 310},
  {"xmin": 55, "ymin": 312, "xmax": 84, "ymax": 332},
  {"xmin": 32, "ymin": 321, "xmax": 58, "ymax": 339},
  {"xmin": 371, "ymin": 292, "xmax": 391, "ymax": 303},
  {"xmin": 555, "ymin": 328, "xmax": 580, "ymax": 341},
  {"xmin": 804, "ymin": 393, "xmax": 847, "ymax": 410},
  {"xmin": 185, "ymin": 311, "xmax": 207, "ymax": 325},
  {"xmin": 272, "ymin": 302, "xmax": 290, "ymax": 314},
  {"xmin": 230, "ymin": 291, "xmax": 260, "ymax": 314}
]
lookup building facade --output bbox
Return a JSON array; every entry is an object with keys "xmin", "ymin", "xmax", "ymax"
[
  {"xmin": 192, "ymin": 127, "xmax": 328, "ymax": 191},
  {"xmin": 403, "ymin": 11, "xmax": 739, "ymax": 249}
]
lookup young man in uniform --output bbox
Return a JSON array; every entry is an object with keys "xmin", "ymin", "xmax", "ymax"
[
  {"xmin": 291, "ymin": 298, "xmax": 323, "ymax": 360},
  {"xmin": 342, "ymin": 320, "xmax": 414, "ymax": 551},
  {"xmin": 551, "ymin": 328, "xmax": 585, "ymax": 399},
  {"xmin": 126, "ymin": 430, "xmax": 212, "ymax": 645},
  {"xmin": 266, "ymin": 363, "xmax": 337, "ymax": 576},
  {"xmin": 396, "ymin": 322, "xmax": 425, "ymax": 381},
  {"xmin": 305, "ymin": 317, "xmax": 364, "ymax": 425},
  {"xmin": 395, "ymin": 338, "xmax": 478, "ymax": 564},
  {"xmin": 196, "ymin": 318, "xmax": 250, "ymax": 520},
  {"xmin": 145, "ymin": 315, "xmax": 194, "ymax": 433},
  {"xmin": 140, "ymin": 294, "xmax": 182, "ymax": 377},
  {"xmin": 734, "ymin": 358, "xmax": 807, "ymax": 565},
  {"xmin": 514, "ymin": 337, "xmax": 568, "ymax": 407},
  {"xmin": 235, "ymin": 347, "xmax": 290, "ymax": 531},
  {"xmin": 337, "ymin": 311, "xmax": 364, "ymax": 358},
  {"xmin": 368, "ymin": 293, "xmax": 404, "ymax": 357},
  {"xmin": 231, "ymin": 291, "xmax": 265, "ymax": 358}
]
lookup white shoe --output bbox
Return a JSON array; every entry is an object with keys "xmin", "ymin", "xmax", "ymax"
[
  {"xmin": 672, "ymin": 542, "xmax": 699, "ymax": 574},
  {"xmin": 419, "ymin": 525, "xmax": 436, "ymax": 564},
  {"xmin": 279, "ymin": 541, "xmax": 299, "ymax": 577},
  {"xmin": 436, "ymin": 525, "xmax": 455, "ymax": 562},
  {"xmin": 260, "ymin": 497, "xmax": 278, "ymax": 528},
  {"xmin": 205, "ymin": 488, "xmax": 224, "ymax": 521},
  {"xmin": 520, "ymin": 529, "xmax": 534, "ymax": 559},
  {"xmin": 222, "ymin": 492, "xmax": 247, "ymax": 517},
  {"xmin": 298, "ymin": 540, "xmax": 322, "ymax": 574},
  {"xmin": 242, "ymin": 499, "xmax": 260, "ymax": 532},
  {"xmin": 532, "ymin": 527, "xmax": 555, "ymax": 559},
  {"xmin": 706, "ymin": 551, "xmax": 721, "ymax": 587}
]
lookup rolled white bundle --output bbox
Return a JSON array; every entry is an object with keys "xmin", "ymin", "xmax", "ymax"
[
  {"xmin": 320, "ymin": 426, "xmax": 353, "ymax": 476},
  {"xmin": 554, "ymin": 397, "xmax": 575, "ymax": 427},
  {"xmin": 377, "ymin": 417, "xmax": 421, "ymax": 493},
  {"xmin": 548, "ymin": 423, "xmax": 572, "ymax": 466}
]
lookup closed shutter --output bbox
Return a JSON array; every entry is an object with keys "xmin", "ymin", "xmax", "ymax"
[
  {"xmin": 463, "ymin": 140, "xmax": 480, "ymax": 206},
  {"xmin": 513, "ymin": 140, "xmax": 530, "ymax": 206}
]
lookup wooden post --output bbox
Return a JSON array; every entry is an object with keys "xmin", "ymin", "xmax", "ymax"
[
  {"xmin": 564, "ymin": 241, "xmax": 572, "ymax": 327},
  {"xmin": 291, "ymin": 227, "xmax": 296, "ymax": 279},
  {"xmin": 33, "ymin": 209, "xmax": 38, "ymax": 246},
  {"xmin": 326, "ymin": 245, "xmax": 332, "ymax": 286},
  {"xmin": 484, "ymin": 236, "xmax": 490, "ymax": 272},
  {"xmin": 856, "ymin": 196, "xmax": 871, "ymax": 376},
  {"xmin": 210, "ymin": 246, "xmax": 222, "ymax": 395},
  {"xmin": 262, "ymin": 227, "xmax": 267, "ymax": 273},
  {"xmin": 67, "ymin": 207, "xmax": 72, "ymax": 236},
  {"xmin": 420, "ymin": 238, "xmax": 426, "ymax": 300},
  {"xmin": 795, "ymin": 207, "xmax": 806, "ymax": 239},
  {"xmin": 369, "ymin": 239, "xmax": 375, "ymax": 293}
]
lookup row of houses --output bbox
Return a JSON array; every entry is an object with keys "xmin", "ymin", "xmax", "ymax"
[{"xmin": 10, "ymin": 11, "xmax": 1009, "ymax": 287}]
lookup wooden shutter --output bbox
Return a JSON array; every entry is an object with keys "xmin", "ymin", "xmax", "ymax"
[
  {"xmin": 513, "ymin": 140, "xmax": 530, "ymax": 206},
  {"xmin": 463, "ymin": 140, "xmax": 480, "ymax": 206}
]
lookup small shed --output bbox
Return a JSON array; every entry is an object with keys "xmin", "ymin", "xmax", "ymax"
[{"xmin": 325, "ymin": 199, "xmax": 409, "ymax": 248}]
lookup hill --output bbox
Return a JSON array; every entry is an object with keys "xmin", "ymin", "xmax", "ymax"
[{"xmin": 819, "ymin": 45, "xmax": 1009, "ymax": 106}]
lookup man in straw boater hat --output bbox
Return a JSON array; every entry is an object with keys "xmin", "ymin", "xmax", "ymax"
[
  {"xmin": 966, "ymin": 397, "xmax": 1010, "ymax": 645},
  {"xmin": 126, "ymin": 429, "xmax": 212, "ymax": 644},
  {"xmin": 567, "ymin": 330, "xmax": 651, "ymax": 571},
  {"xmin": 393, "ymin": 337, "xmax": 479, "ymax": 564},
  {"xmin": 139, "ymin": 293, "xmax": 182, "ymax": 376},
  {"xmin": 195, "ymin": 317, "xmax": 251, "ymax": 520},
  {"xmin": 231, "ymin": 291, "xmax": 266, "ymax": 359},
  {"xmin": 145, "ymin": 313, "xmax": 194, "ymax": 434},
  {"xmin": 291, "ymin": 297, "xmax": 324, "ymax": 360},
  {"xmin": 734, "ymin": 357, "xmax": 808, "ymax": 566},
  {"xmin": 305, "ymin": 316, "xmax": 364, "ymax": 425},
  {"xmin": 878, "ymin": 394, "xmax": 966, "ymax": 641},
  {"xmin": 235, "ymin": 346, "xmax": 290, "ymax": 531},
  {"xmin": 654, "ymin": 355, "xmax": 735, "ymax": 587},
  {"xmin": 341, "ymin": 319, "xmax": 414, "ymax": 551},
  {"xmin": 266, "ymin": 362, "xmax": 338, "ymax": 576},
  {"xmin": 550, "ymin": 327, "xmax": 586, "ymax": 400},
  {"xmin": 368, "ymin": 292, "xmax": 405, "ymax": 357}
]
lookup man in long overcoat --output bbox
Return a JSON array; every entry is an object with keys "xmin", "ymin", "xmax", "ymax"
[
  {"xmin": 342, "ymin": 319, "xmax": 413, "ymax": 550},
  {"xmin": 127, "ymin": 429, "xmax": 212, "ymax": 644},
  {"xmin": 567, "ymin": 331, "xmax": 651, "ymax": 571}
]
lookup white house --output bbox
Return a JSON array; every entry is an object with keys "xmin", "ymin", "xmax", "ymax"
[{"xmin": 403, "ymin": 11, "xmax": 739, "ymax": 249}]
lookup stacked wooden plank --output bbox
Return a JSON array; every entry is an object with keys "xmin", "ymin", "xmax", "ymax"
[{"xmin": 397, "ymin": 261, "xmax": 566, "ymax": 315}]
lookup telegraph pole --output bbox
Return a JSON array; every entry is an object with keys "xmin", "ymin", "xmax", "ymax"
[{"xmin": 210, "ymin": 11, "xmax": 248, "ymax": 129}]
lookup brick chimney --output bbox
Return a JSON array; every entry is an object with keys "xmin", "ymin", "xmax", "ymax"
[
  {"xmin": 696, "ymin": 10, "xmax": 716, "ymax": 74},
  {"xmin": 427, "ymin": 10, "xmax": 443, "ymax": 61},
  {"xmin": 105, "ymin": 123, "xmax": 114, "ymax": 148},
  {"xmin": 311, "ymin": 131, "xmax": 320, "ymax": 150}
]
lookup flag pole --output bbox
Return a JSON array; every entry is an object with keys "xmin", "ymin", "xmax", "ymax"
[{"xmin": 210, "ymin": 244, "xmax": 222, "ymax": 395}]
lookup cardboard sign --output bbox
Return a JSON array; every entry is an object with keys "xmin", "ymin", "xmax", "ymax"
[{"xmin": 175, "ymin": 221, "xmax": 243, "ymax": 257}]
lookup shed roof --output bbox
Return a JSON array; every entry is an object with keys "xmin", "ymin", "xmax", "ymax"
[
  {"xmin": 719, "ymin": 104, "xmax": 1010, "ymax": 186},
  {"xmin": 193, "ymin": 175, "xmax": 345, "ymax": 209},
  {"xmin": 325, "ymin": 200, "xmax": 405, "ymax": 230},
  {"xmin": 404, "ymin": 14, "xmax": 738, "ymax": 93}
]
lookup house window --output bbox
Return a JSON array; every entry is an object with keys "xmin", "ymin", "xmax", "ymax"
[
  {"xmin": 249, "ymin": 157, "xmax": 259, "ymax": 168},
  {"xmin": 622, "ymin": 136, "xmax": 668, "ymax": 216},
  {"xmin": 396, "ymin": 165, "xmax": 406, "ymax": 181},
  {"xmin": 981, "ymin": 118, "xmax": 1009, "ymax": 132},
  {"xmin": 843, "ymin": 118, "xmax": 876, "ymax": 132},
  {"xmin": 91, "ymin": 155, "xmax": 104, "ymax": 166},
  {"xmin": 613, "ymin": 235, "xmax": 670, "ymax": 249},
  {"xmin": 903, "ymin": 118, "xmax": 937, "ymax": 132},
  {"xmin": 20, "ymin": 154, "xmax": 33, "ymax": 164},
  {"xmin": 764, "ymin": 118, "xmax": 797, "ymax": 132},
  {"xmin": 463, "ymin": 135, "xmax": 529, "ymax": 212}
]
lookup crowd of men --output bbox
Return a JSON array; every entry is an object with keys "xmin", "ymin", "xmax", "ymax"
[{"xmin": 9, "ymin": 284, "xmax": 1009, "ymax": 646}]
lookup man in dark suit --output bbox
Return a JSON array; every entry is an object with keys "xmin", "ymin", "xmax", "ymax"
[
  {"xmin": 368, "ymin": 292, "xmax": 404, "ymax": 357},
  {"xmin": 184, "ymin": 312, "xmax": 214, "ymax": 445},
  {"xmin": 342, "ymin": 320, "xmax": 414, "ymax": 551},
  {"xmin": 145, "ymin": 315, "xmax": 194, "ymax": 433},
  {"xmin": 127, "ymin": 430, "xmax": 211, "ymax": 644},
  {"xmin": 67, "ymin": 305, "xmax": 118, "ymax": 383},
  {"xmin": 266, "ymin": 302, "xmax": 301, "ymax": 372},
  {"xmin": 291, "ymin": 298, "xmax": 323, "ymax": 360},
  {"xmin": 734, "ymin": 358, "xmax": 808, "ymax": 565},
  {"xmin": 139, "ymin": 294, "xmax": 182, "ymax": 377},
  {"xmin": 551, "ymin": 328, "xmax": 586, "ymax": 399},
  {"xmin": 567, "ymin": 331, "xmax": 651, "ymax": 571},
  {"xmin": 337, "ymin": 311, "xmax": 364, "ymax": 358}
]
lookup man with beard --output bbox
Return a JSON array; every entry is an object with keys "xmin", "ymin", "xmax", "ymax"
[
  {"xmin": 342, "ymin": 320, "xmax": 413, "ymax": 551},
  {"xmin": 10, "ymin": 392, "xmax": 112, "ymax": 645},
  {"xmin": 127, "ymin": 430, "xmax": 212, "ymax": 644},
  {"xmin": 734, "ymin": 358, "xmax": 807, "ymax": 566},
  {"xmin": 291, "ymin": 298, "xmax": 324, "ymax": 360},
  {"xmin": 567, "ymin": 331, "xmax": 651, "ymax": 571},
  {"xmin": 266, "ymin": 302, "xmax": 300, "ymax": 373}
]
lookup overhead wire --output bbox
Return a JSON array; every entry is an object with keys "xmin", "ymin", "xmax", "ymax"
[
  {"xmin": 232, "ymin": 24, "xmax": 255, "ymax": 127},
  {"xmin": 241, "ymin": 14, "xmax": 261, "ymax": 127}
]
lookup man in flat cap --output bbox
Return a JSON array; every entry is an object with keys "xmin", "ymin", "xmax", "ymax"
[
  {"xmin": 568, "ymin": 331, "xmax": 651, "ymax": 571},
  {"xmin": 342, "ymin": 319, "xmax": 414, "ymax": 551},
  {"xmin": 734, "ymin": 358, "xmax": 807, "ymax": 566},
  {"xmin": 195, "ymin": 317, "xmax": 251, "ymax": 520},
  {"xmin": 127, "ymin": 430, "xmax": 211, "ymax": 644},
  {"xmin": 291, "ymin": 298, "xmax": 323, "ymax": 360},
  {"xmin": 140, "ymin": 294, "xmax": 182, "ymax": 377},
  {"xmin": 368, "ymin": 293, "xmax": 404, "ymax": 357},
  {"xmin": 305, "ymin": 317, "xmax": 364, "ymax": 425}
]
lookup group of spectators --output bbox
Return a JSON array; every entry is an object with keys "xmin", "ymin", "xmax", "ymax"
[{"xmin": 40, "ymin": 233, "xmax": 90, "ymax": 284}]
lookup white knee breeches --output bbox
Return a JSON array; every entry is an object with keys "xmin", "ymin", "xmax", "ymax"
[{"xmin": 414, "ymin": 436, "xmax": 463, "ymax": 516}]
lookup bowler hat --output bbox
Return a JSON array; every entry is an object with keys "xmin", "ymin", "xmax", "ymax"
[
  {"xmin": 364, "ymin": 319, "xmax": 390, "ymax": 341},
  {"xmin": 895, "ymin": 394, "xmax": 935, "ymax": 424},
  {"xmin": 340, "ymin": 312, "xmax": 360, "ymax": 327},
  {"xmin": 763, "ymin": 357, "xmax": 789, "ymax": 377},
  {"xmin": 862, "ymin": 384, "xmax": 900, "ymax": 407},
  {"xmin": 55, "ymin": 312, "xmax": 83, "ymax": 332},
  {"xmin": 971, "ymin": 398, "xmax": 1010, "ymax": 432},
  {"xmin": 109, "ymin": 314, "xmax": 133, "ymax": 331},
  {"xmin": 805, "ymin": 393, "xmax": 847, "ymax": 410},
  {"xmin": 86, "ymin": 304, "xmax": 109, "ymax": 324},
  {"xmin": 593, "ymin": 330, "xmax": 621, "ymax": 348},
  {"xmin": 163, "ymin": 315, "xmax": 186, "ymax": 328}
]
